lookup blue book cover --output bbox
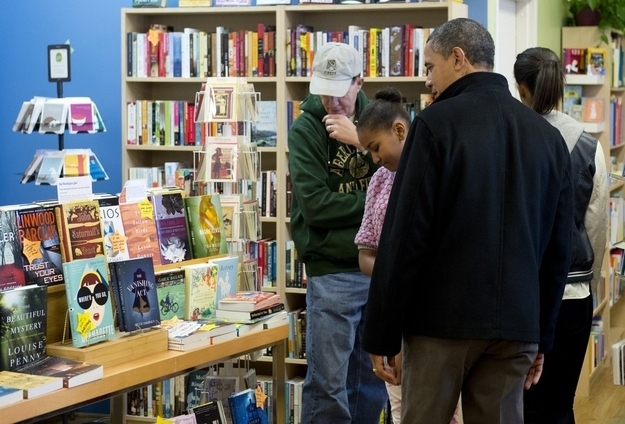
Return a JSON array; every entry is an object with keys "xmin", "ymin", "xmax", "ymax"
[
  {"xmin": 228, "ymin": 388, "xmax": 268, "ymax": 424},
  {"xmin": 210, "ymin": 255, "xmax": 239, "ymax": 304},
  {"xmin": 62, "ymin": 257, "xmax": 116, "ymax": 348},
  {"xmin": 109, "ymin": 257, "xmax": 161, "ymax": 332},
  {"xmin": 173, "ymin": 32, "xmax": 182, "ymax": 78},
  {"xmin": 0, "ymin": 385, "xmax": 22, "ymax": 407}
]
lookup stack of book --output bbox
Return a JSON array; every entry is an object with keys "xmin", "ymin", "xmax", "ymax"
[
  {"xmin": 215, "ymin": 291, "xmax": 283, "ymax": 323},
  {"xmin": 163, "ymin": 316, "xmax": 238, "ymax": 351}
]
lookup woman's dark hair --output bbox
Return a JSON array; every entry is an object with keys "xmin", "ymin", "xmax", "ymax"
[
  {"xmin": 357, "ymin": 87, "xmax": 411, "ymax": 133},
  {"xmin": 514, "ymin": 47, "xmax": 564, "ymax": 115}
]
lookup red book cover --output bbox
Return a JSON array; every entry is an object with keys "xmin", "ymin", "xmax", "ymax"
[{"xmin": 257, "ymin": 23, "xmax": 265, "ymax": 77}]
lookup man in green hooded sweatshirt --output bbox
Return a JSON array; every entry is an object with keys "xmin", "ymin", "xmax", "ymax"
[{"xmin": 287, "ymin": 42, "xmax": 386, "ymax": 424}]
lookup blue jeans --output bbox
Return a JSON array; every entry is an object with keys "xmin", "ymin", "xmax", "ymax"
[{"xmin": 301, "ymin": 272, "xmax": 387, "ymax": 424}]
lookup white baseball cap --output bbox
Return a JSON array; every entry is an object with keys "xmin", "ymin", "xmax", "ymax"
[{"xmin": 310, "ymin": 42, "xmax": 363, "ymax": 97}]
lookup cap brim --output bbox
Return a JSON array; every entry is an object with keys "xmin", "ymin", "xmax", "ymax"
[{"xmin": 309, "ymin": 76, "xmax": 352, "ymax": 97}]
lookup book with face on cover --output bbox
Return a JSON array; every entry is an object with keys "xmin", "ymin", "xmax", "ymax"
[
  {"xmin": 0, "ymin": 284, "xmax": 47, "ymax": 371},
  {"xmin": 62, "ymin": 256, "xmax": 116, "ymax": 348}
]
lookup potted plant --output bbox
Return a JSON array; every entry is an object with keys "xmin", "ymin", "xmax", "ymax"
[{"xmin": 567, "ymin": 0, "xmax": 625, "ymax": 41}]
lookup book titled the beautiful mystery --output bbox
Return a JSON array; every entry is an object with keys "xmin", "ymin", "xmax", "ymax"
[
  {"xmin": 109, "ymin": 257, "xmax": 161, "ymax": 332},
  {"xmin": 0, "ymin": 284, "xmax": 47, "ymax": 371},
  {"xmin": 62, "ymin": 256, "xmax": 116, "ymax": 348}
]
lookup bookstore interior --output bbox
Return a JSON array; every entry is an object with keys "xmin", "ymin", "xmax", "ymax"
[{"xmin": 2, "ymin": 0, "xmax": 625, "ymax": 423}]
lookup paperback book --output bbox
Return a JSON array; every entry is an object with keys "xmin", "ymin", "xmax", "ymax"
[
  {"xmin": 215, "ymin": 302, "xmax": 285, "ymax": 322},
  {"xmin": 0, "ymin": 385, "xmax": 22, "ymax": 407},
  {"xmin": 210, "ymin": 255, "xmax": 239, "ymax": 304},
  {"xmin": 203, "ymin": 375, "xmax": 240, "ymax": 423},
  {"xmin": 0, "ymin": 284, "xmax": 47, "ymax": 371},
  {"xmin": 95, "ymin": 194, "xmax": 130, "ymax": 263},
  {"xmin": 190, "ymin": 400, "xmax": 227, "ymax": 423},
  {"xmin": 0, "ymin": 370, "xmax": 63, "ymax": 399},
  {"xmin": 109, "ymin": 257, "xmax": 161, "ymax": 332},
  {"xmin": 16, "ymin": 204, "xmax": 65, "ymax": 286},
  {"xmin": 228, "ymin": 388, "xmax": 268, "ymax": 424},
  {"xmin": 16, "ymin": 355, "xmax": 103, "ymax": 388},
  {"xmin": 62, "ymin": 256, "xmax": 116, "ymax": 348}
]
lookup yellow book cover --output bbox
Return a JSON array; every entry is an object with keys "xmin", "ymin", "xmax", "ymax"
[
  {"xmin": 0, "ymin": 370, "xmax": 63, "ymax": 399},
  {"xmin": 63, "ymin": 151, "xmax": 90, "ymax": 177}
]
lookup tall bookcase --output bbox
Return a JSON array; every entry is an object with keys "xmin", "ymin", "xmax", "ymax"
[
  {"xmin": 121, "ymin": 0, "xmax": 468, "ymax": 391},
  {"xmin": 562, "ymin": 26, "xmax": 625, "ymax": 397}
]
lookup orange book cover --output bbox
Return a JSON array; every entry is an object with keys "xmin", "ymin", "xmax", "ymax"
[
  {"xmin": 119, "ymin": 201, "xmax": 162, "ymax": 266},
  {"xmin": 582, "ymin": 97, "xmax": 604, "ymax": 123}
]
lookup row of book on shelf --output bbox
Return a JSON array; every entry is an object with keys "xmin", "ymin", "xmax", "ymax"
[
  {"xmin": 127, "ymin": 23, "xmax": 277, "ymax": 79},
  {"xmin": 125, "ymin": 99, "xmax": 276, "ymax": 148},
  {"xmin": 127, "ymin": 23, "xmax": 433, "ymax": 80}
]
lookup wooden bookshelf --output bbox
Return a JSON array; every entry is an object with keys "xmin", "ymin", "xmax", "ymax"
[{"xmin": 0, "ymin": 324, "xmax": 287, "ymax": 424}]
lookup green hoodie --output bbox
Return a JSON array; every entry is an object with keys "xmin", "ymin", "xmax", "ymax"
[{"xmin": 287, "ymin": 90, "xmax": 379, "ymax": 276}]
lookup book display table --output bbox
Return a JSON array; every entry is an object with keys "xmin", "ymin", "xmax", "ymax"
[{"xmin": 1, "ymin": 325, "xmax": 287, "ymax": 424}]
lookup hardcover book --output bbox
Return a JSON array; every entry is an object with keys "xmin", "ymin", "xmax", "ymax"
[
  {"xmin": 16, "ymin": 355, "xmax": 103, "ymax": 388},
  {"xmin": 155, "ymin": 268, "xmax": 186, "ymax": 320},
  {"xmin": 184, "ymin": 262, "xmax": 218, "ymax": 320},
  {"xmin": 218, "ymin": 291, "xmax": 281, "ymax": 312},
  {"xmin": 0, "ymin": 205, "xmax": 29, "ymax": 290},
  {"xmin": 185, "ymin": 194, "xmax": 228, "ymax": 258},
  {"xmin": 228, "ymin": 388, "xmax": 268, "ymax": 424},
  {"xmin": 109, "ymin": 257, "xmax": 161, "ymax": 332},
  {"xmin": 151, "ymin": 191, "xmax": 192, "ymax": 264},
  {"xmin": 0, "ymin": 284, "xmax": 47, "ymax": 371},
  {"xmin": 0, "ymin": 385, "xmax": 22, "ymax": 407},
  {"xmin": 16, "ymin": 204, "xmax": 65, "ymax": 286},
  {"xmin": 186, "ymin": 368, "xmax": 209, "ymax": 410},
  {"xmin": 62, "ymin": 256, "xmax": 116, "ymax": 348},
  {"xmin": 55, "ymin": 200, "xmax": 105, "ymax": 263},
  {"xmin": 95, "ymin": 194, "xmax": 130, "ymax": 263},
  {"xmin": 119, "ymin": 200, "xmax": 162, "ymax": 266},
  {"xmin": 0, "ymin": 370, "xmax": 63, "ymax": 399},
  {"xmin": 215, "ymin": 302, "xmax": 285, "ymax": 322}
]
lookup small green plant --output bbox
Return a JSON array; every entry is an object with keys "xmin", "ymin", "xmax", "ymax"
[{"xmin": 567, "ymin": 0, "xmax": 625, "ymax": 43}]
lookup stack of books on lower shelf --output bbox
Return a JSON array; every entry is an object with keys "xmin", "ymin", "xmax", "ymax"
[{"xmin": 215, "ymin": 291, "xmax": 284, "ymax": 323}]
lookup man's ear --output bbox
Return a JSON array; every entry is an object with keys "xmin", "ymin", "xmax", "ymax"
[
  {"xmin": 354, "ymin": 77, "xmax": 364, "ymax": 89},
  {"xmin": 452, "ymin": 47, "xmax": 466, "ymax": 70}
]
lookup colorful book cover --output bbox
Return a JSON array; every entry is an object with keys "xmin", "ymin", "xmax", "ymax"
[
  {"xmin": 0, "ymin": 206, "xmax": 28, "ymax": 290},
  {"xmin": 96, "ymin": 194, "xmax": 130, "ymax": 263},
  {"xmin": 0, "ymin": 284, "xmax": 47, "ymax": 371},
  {"xmin": 68, "ymin": 102, "xmax": 95, "ymax": 133},
  {"xmin": 185, "ymin": 194, "xmax": 228, "ymax": 258},
  {"xmin": 151, "ymin": 191, "xmax": 192, "ymax": 264},
  {"xmin": 155, "ymin": 268, "xmax": 186, "ymax": 321},
  {"xmin": 55, "ymin": 200, "xmax": 105, "ymax": 263},
  {"xmin": 119, "ymin": 200, "xmax": 161, "ymax": 266},
  {"xmin": 35, "ymin": 151, "xmax": 64, "ymax": 186},
  {"xmin": 184, "ymin": 262, "xmax": 218, "ymax": 320},
  {"xmin": 62, "ymin": 150, "xmax": 90, "ymax": 177},
  {"xmin": 210, "ymin": 255, "xmax": 239, "ymax": 304},
  {"xmin": 0, "ymin": 385, "xmax": 22, "ymax": 407},
  {"xmin": 62, "ymin": 256, "xmax": 116, "ymax": 348},
  {"xmin": 16, "ymin": 204, "xmax": 64, "ymax": 286},
  {"xmin": 228, "ymin": 388, "xmax": 268, "ymax": 424},
  {"xmin": 109, "ymin": 257, "xmax": 161, "ymax": 332}
]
